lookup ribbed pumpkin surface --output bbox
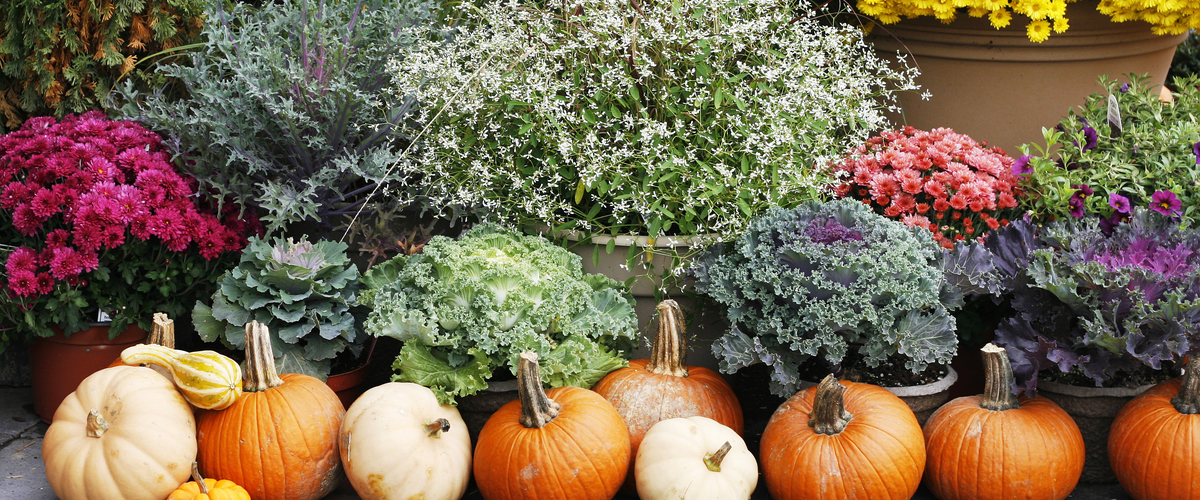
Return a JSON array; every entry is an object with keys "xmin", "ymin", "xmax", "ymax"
[
  {"xmin": 196, "ymin": 373, "xmax": 344, "ymax": 500},
  {"xmin": 1109, "ymin": 378, "xmax": 1200, "ymax": 500},
  {"xmin": 760, "ymin": 380, "xmax": 925, "ymax": 500},
  {"xmin": 473, "ymin": 385, "xmax": 630, "ymax": 500},
  {"xmin": 924, "ymin": 394, "xmax": 1083, "ymax": 500}
]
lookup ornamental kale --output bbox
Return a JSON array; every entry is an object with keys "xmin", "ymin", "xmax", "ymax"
[
  {"xmin": 695, "ymin": 199, "xmax": 959, "ymax": 397},
  {"xmin": 193, "ymin": 237, "xmax": 362, "ymax": 380},
  {"xmin": 990, "ymin": 210, "xmax": 1200, "ymax": 394},
  {"xmin": 362, "ymin": 225, "xmax": 639, "ymax": 405}
]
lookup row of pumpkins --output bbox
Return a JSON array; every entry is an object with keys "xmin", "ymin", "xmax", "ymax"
[{"xmin": 40, "ymin": 303, "xmax": 1200, "ymax": 500}]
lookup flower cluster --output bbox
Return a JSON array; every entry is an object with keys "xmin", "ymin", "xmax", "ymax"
[
  {"xmin": 834, "ymin": 127, "xmax": 1023, "ymax": 248},
  {"xmin": 858, "ymin": 0, "xmax": 1199, "ymax": 42},
  {"xmin": 1, "ymin": 112, "xmax": 259, "ymax": 341},
  {"xmin": 1019, "ymin": 74, "xmax": 1200, "ymax": 229}
]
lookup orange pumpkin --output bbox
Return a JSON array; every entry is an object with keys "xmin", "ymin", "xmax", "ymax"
[
  {"xmin": 195, "ymin": 321, "xmax": 344, "ymax": 500},
  {"xmin": 1109, "ymin": 356, "xmax": 1200, "ymax": 500},
  {"xmin": 592, "ymin": 299, "xmax": 743, "ymax": 493},
  {"xmin": 167, "ymin": 462, "xmax": 250, "ymax": 500},
  {"xmin": 923, "ymin": 344, "xmax": 1084, "ymax": 500},
  {"xmin": 760, "ymin": 374, "xmax": 925, "ymax": 500},
  {"xmin": 473, "ymin": 351, "xmax": 631, "ymax": 500}
]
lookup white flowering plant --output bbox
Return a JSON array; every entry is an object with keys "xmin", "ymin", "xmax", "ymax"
[{"xmin": 390, "ymin": 0, "xmax": 921, "ymax": 242}]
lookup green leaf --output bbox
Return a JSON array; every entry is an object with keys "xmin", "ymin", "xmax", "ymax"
[
  {"xmin": 192, "ymin": 302, "xmax": 226, "ymax": 343},
  {"xmin": 271, "ymin": 343, "xmax": 330, "ymax": 380},
  {"xmin": 540, "ymin": 336, "xmax": 628, "ymax": 389},
  {"xmin": 393, "ymin": 343, "xmax": 494, "ymax": 406}
]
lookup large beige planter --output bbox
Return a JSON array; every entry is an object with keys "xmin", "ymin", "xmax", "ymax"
[
  {"xmin": 1038, "ymin": 379, "xmax": 1155, "ymax": 483},
  {"xmin": 558, "ymin": 232, "xmax": 726, "ymax": 372},
  {"xmin": 870, "ymin": 1, "xmax": 1187, "ymax": 154}
]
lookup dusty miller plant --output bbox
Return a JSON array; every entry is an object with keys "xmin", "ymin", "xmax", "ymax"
[
  {"xmin": 116, "ymin": 0, "xmax": 441, "ymax": 237},
  {"xmin": 389, "ymin": 0, "xmax": 921, "ymax": 242}
]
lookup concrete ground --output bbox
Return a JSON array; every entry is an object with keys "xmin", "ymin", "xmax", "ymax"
[{"xmin": 1, "ymin": 385, "xmax": 1133, "ymax": 500}]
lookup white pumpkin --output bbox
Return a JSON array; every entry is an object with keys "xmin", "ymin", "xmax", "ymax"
[
  {"xmin": 43, "ymin": 366, "xmax": 198, "ymax": 500},
  {"xmin": 339, "ymin": 382, "xmax": 472, "ymax": 500},
  {"xmin": 636, "ymin": 416, "xmax": 758, "ymax": 500}
]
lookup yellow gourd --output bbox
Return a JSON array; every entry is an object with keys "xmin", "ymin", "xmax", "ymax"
[
  {"xmin": 120, "ymin": 344, "xmax": 242, "ymax": 410},
  {"xmin": 168, "ymin": 463, "xmax": 250, "ymax": 500}
]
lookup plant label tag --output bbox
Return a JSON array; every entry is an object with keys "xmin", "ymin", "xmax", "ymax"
[{"xmin": 97, "ymin": 310, "xmax": 111, "ymax": 322}]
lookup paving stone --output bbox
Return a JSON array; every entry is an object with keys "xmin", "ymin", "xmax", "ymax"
[
  {"xmin": 0, "ymin": 387, "xmax": 38, "ymax": 446},
  {"xmin": 0, "ymin": 424, "xmax": 56, "ymax": 500}
]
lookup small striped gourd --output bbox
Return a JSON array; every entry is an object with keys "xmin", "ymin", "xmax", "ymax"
[{"xmin": 120, "ymin": 345, "xmax": 243, "ymax": 410}]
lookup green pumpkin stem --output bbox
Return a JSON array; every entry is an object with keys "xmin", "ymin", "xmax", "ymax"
[
  {"xmin": 148, "ymin": 312, "xmax": 175, "ymax": 349},
  {"xmin": 517, "ymin": 351, "xmax": 561, "ymax": 429},
  {"xmin": 809, "ymin": 374, "xmax": 852, "ymax": 435},
  {"xmin": 645, "ymin": 300, "xmax": 689, "ymax": 377},
  {"xmin": 704, "ymin": 441, "xmax": 733, "ymax": 472},
  {"xmin": 191, "ymin": 462, "xmax": 209, "ymax": 495},
  {"xmin": 980, "ymin": 343, "xmax": 1020, "ymax": 411},
  {"xmin": 1172, "ymin": 356, "xmax": 1200, "ymax": 414},
  {"xmin": 425, "ymin": 418, "xmax": 451, "ymax": 438},
  {"xmin": 243, "ymin": 321, "xmax": 284, "ymax": 392}
]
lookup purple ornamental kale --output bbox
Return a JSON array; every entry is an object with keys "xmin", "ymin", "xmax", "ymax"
[{"xmin": 805, "ymin": 218, "xmax": 863, "ymax": 245}]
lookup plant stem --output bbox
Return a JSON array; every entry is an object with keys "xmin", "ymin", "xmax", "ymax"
[
  {"xmin": 191, "ymin": 462, "xmax": 209, "ymax": 495},
  {"xmin": 980, "ymin": 343, "xmax": 1020, "ymax": 411},
  {"xmin": 704, "ymin": 441, "xmax": 732, "ymax": 472},
  {"xmin": 425, "ymin": 418, "xmax": 451, "ymax": 438},
  {"xmin": 517, "ymin": 351, "xmax": 561, "ymax": 429},
  {"xmin": 645, "ymin": 299, "xmax": 688, "ymax": 377},
  {"xmin": 243, "ymin": 321, "xmax": 284, "ymax": 392},
  {"xmin": 808, "ymin": 374, "xmax": 851, "ymax": 435},
  {"xmin": 1172, "ymin": 356, "xmax": 1200, "ymax": 414}
]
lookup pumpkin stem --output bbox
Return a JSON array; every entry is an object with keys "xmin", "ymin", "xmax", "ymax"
[
  {"xmin": 645, "ymin": 300, "xmax": 689, "ymax": 377},
  {"xmin": 85, "ymin": 409, "xmax": 109, "ymax": 438},
  {"xmin": 425, "ymin": 418, "xmax": 451, "ymax": 438},
  {"xmin": 243, "ymin": 321, "xmax": 284, "ymax": 392},
  {"xmin": 704, "ymin": 441, "xmax": 733, "ymax": 472},
  {"xmin": 517, "ymin": 351, "xmax": 561, "ymax": 428},
  {"xmin": 191, "ymin": 462, "xmax": 209, "ymax": 495},
  {"xmin": 808, "ymin": 374, "xmax": 852, "ymax": 435},
  {"xmin": 1172, "ymin": 356, "xmax": 1200, "ymax": 414},
  {"xmin": 980, "ymin": 343, "xmax": 1020, "ymax": 411},
  {"xmin": 148, "ymin": 312, "xmax": 175, "ymax": 349}
]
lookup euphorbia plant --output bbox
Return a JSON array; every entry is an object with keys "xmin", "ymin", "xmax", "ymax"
[
  {"xmin": 0, "ymin": 112, "xmax": 258, "ymax": 350},
  {"xmin": 833, "ymin": 126, "xmax": 1024, "ymax": 248}
]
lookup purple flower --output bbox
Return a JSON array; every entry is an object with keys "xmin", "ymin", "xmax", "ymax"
[
  {"xmin": 1109, "ymin": 193, "xmax": 1132, "ymax": 214},
  {"xmin": 1082, "ymin": 126, "xmax": 1098, "ymax": 152},
  {"xmin": 1099, "ymin": 211, "xmax": 1126, "ymax": 235},
  {"xmin": 1012, "ymin": 155, "xmax": 1034, "ymax": 176},
  {"xmin": 1072, "ymin": 184, "xmax": 1094, "ymax": 199},
  {"xmin": 1069, "ymin": 196, "xmax": 1086, "ymax": 218},
  {"xmin": 1193, "ymin": 142, "xmax": 1199, "ymax": 166},
  {"xmin": 1151, "ymin": 190, "xmax": 1182, "ymax": 216},
  {"xmin": 1120, "ymin": 82, "xmax": 1131, "ymax": 93}
]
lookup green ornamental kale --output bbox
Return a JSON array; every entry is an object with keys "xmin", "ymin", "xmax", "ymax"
[
  {"xmin": 362, "ymin": 225, "xmax": 638, "ymax": 405},
  {"xmin": 193, "ymin": 237, "xmax": 361, "ymax": 380},
  {"xmin": 696, "ymin": 199, "xmax": 959, "ymax": 397}
]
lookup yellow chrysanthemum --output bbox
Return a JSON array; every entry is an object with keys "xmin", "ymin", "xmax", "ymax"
[
  {"xmin": 1047, "ymin": 0, "xmax": 1068, "ymax": 18},
  {"xmin": 968, "ymin": 6, "xmax": 990, "ymax": 16},
  {"xmin": 989, "ymin": 8, "xmax": 1014, "ymax": 28},
  {"xmin": 1026, "ymin": 19, "xmax": 1052, "ymax": 42},
  {"xmin": 1016, "ymin": 0, "xmax": 1052, "ymax": 20},
  {"xmin": 1053, "ymin": 16, "xmax": 1070, "ymax": 31}
]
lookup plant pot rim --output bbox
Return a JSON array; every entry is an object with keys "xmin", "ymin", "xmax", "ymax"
[
  {"xmin": 528, "ymin": 223, "xmax": 718, "ymax": 249},
  {"xmin": 884, "ymin": 366, "xmax": 959, "ymax": 397},
  {"xmin": 1037, "ymin": 378, "xmax": 1156, "ymax": 398}
]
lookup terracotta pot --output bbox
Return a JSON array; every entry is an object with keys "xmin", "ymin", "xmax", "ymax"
[
  {"xmin": 1037, "ymin": 379, "xmax": 1154, "ymax": 483},
  {"xmin": 324, "ymin": 338, "xmax": 377, "ymax": 409},
  {"xmin": 30, "ymin": 324, "xmax": 147, "ymax": 423},
  {"xmin": 869, "ymin": 0, "xmax": 1188, "ymax": 154}
]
